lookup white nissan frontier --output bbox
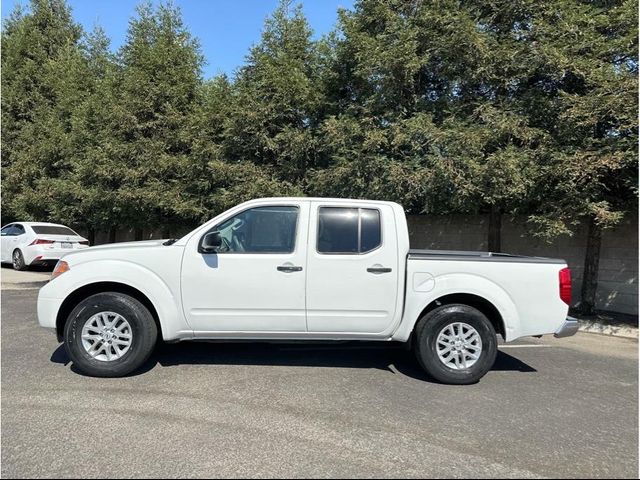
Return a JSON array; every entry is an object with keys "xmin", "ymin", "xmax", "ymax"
[{"xmin": 37, "ymin": 197, "xmax": 578, "ymax": 384}]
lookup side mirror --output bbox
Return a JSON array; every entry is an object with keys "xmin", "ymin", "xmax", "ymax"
[{"xmin": 200, "ymin": 231, "xmax": 222, "ymax": 254}]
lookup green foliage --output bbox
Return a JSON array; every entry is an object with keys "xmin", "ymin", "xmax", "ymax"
[
  {"xmin": 223, "ymin": 0, "xmax": 323, "ymax": 183},
  {"xmin": 1, "ymin": 0, "xmax": 637, "ymax": 242},
  {"xmin": 2, "ymin": 0, "xmax": 83, "ymax": 222}
]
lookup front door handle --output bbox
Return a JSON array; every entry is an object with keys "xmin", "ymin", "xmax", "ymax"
[
  {"xmin": 367, "ymin": 267, "xmax": 392, "ymax": 274},
  {"xmin": 277, "ymin": 265, "xmax": 303, "ymax": 273}
]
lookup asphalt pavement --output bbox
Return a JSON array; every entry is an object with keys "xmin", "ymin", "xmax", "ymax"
[{"xmin": 1, "ymin": 288, "xmax": 638, "ymax": 478}]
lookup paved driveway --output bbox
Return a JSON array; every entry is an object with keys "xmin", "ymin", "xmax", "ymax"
[{"xmin": 1, "ymin": 289, "xmax": 638, "ymax": 478}]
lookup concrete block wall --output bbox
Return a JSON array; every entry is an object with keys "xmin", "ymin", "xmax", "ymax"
[{"xmin": 407, "ymin": 214, "xmax": 638, "ymax": 316}]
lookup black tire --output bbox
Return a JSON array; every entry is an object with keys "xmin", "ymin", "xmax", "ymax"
[
  {"xmin": 12, "ymin": 249, "xmax": 27, "ymax": 271},
  {"xmin": 63, "ymin": 292, "xmax": 158, "ymax": 377},
  {"xmin": 414, "ymin": 304, "xmax": 497, "ymax": 385}
]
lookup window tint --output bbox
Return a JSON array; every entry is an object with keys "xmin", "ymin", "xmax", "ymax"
[
  {"xmin": 318, "ymin": 208, "xmax": 359, "ymax": 253},
  {"xmin": 317, "ymin": 207, "xmax": 382, "ymax": 254},
  {"xmin": 360, "ymin": 209, "xmax": 381, "ymax": 253},
  {"xmin": 214, "ymin": 206, "xmax": 298, "ymax": 253},
  {"xmin": 31, "ymin": 225, "xmax": 77, "ymax": 235},
  {"xmin": 13, "ymin": 224, "xmax": 25, "ymax": 235}
]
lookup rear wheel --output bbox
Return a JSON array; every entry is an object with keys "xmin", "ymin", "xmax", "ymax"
[
  {"xmin": 12, "ymin": 249, "xmax": 27, "ymax": 271},
  {"xmin": 64, "ymin": 292, "xmax": 158, "ymax": 377},
  {"xmin": 414, "ymin": 304, "xmax": 497, "ymax": 384}
]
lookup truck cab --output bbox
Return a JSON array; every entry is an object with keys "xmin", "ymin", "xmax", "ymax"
[{"xmin": 180, "ymin": 198, "xmax": 407, "ymax": 337}]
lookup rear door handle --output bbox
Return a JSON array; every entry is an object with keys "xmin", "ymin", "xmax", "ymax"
[
  {"xmin": 367, "ymin": 267, "xmax": 392, "ymax": 274},
  {"xmin": 277, "ymin": 265, "xmax": 303, "ymax": 273}
]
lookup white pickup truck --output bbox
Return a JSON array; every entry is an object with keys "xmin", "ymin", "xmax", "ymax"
[{"xmin": 38, "ymin": 197, "xmax": 577, "ymax": 384}]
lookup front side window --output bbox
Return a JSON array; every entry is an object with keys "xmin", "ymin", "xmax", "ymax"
[
  {"xmin": 213, "ymin": 206, "xmax": 299, "ymax": 253},
  {"xmin": 317, "ymin": 207, "xmax": 382, "ymax": 254}
]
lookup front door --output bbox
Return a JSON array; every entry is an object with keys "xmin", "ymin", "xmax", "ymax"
[
  {"xmin": 181, "ymin": 202, "xmax": 308, "ymax": 334},
  {"xmin": 0, "ymin": 225, "xmax": 13, "ymax": 262},
  {"xmin": 306, "ymin": 202, "xmax": 400, "ymax": 334}
]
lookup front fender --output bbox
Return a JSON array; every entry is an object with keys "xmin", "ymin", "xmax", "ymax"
[
  {"xmin": 392, "ymin": 272, "xmax": 520, "ymax": 342},
  {"xmin": 38, "ymin": 260, "xmax": 191, "ymax": 341}
]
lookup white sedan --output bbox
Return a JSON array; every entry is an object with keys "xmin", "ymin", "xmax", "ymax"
[{"xmin": 0, "ymin": 222, "xmax": 89, "ymax": 270}]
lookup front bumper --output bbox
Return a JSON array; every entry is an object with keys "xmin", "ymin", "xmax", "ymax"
[
  {"xmin": 37, "ymin": 294, "xmax": 62, "ymax": 330},
  {"xmin": 554, "ymin": 316, "xmax": 579, "ymax": 338}
]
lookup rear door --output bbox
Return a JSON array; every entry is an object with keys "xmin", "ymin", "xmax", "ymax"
[{"xmin": 306, "ymin": 202, "xmax": 400, "ymax": 334}]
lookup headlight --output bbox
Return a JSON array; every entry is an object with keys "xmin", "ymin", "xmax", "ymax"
[{"xmin": 51, "ymin": 260, "xmax": 70, "ymax": 280}]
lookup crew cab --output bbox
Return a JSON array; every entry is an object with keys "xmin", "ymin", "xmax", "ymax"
[{"xmin": 37, "ymin": 198, "xmax": 578, "ymax": 384}]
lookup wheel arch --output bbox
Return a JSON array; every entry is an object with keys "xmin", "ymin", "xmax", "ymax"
[
  {"xmin": 55, "ymin": 282, "xmax": 161, "ymax": 342},
  {"xmin": 415, "ymin": 293, "xmax": 506, "ymax": 340}
]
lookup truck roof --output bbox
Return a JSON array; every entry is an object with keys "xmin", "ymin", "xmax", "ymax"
[{"xmin": 256, "ymin": 197, "xmax": 403, "ymax": 207}]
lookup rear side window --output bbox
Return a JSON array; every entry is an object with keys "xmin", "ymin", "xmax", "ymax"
[
  {"xmin": 13, "ymin": 224, "xmax": 25, "ymax": 235},
  {"xmin": 31, "ymin": 225, "xmax": 77, "ymax": 235},
  {"xmin": 317, "ymin": 207, "xmax": 382, "ymax": 254}
]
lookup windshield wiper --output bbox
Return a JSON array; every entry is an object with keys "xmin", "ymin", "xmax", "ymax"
[{"xmin": 163, "ymin": 238, "xmax": 178, "ymax": 246}]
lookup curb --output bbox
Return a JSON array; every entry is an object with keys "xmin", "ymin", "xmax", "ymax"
[
  {"xmin": 577, "ymin": 320, "xmax": 638, "ymax": 339},
  {"xmin": 1, "ymin": 281, "xmax": 48, "ymax": 290}
]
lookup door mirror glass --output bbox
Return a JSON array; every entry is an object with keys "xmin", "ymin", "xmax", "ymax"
[{"xmin": 200, "ymin": 231, "xmax": 222, "ymax": 254}]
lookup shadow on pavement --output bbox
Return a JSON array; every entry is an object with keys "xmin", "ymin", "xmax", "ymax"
[
  {"xmin": 50, "ymin": 341, "xmax": 536, "ymax": 383},
  {"xmin": 1, "ymin": 263, "xmax": 54, "ymax": 272}
]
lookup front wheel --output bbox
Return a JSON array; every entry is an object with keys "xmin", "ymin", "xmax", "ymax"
[
  {"xmin": 64, "ymin": 292, "xmax": 158, "ymax": 377},
  {"xmin": 414, "ymin": 304, "xmax": 497, "ymax": 385}
]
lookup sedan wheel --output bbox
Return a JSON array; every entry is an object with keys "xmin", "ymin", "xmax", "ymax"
[{"xmin": 12, "ymin": 250, "xmax": 26, "ymax": 271}]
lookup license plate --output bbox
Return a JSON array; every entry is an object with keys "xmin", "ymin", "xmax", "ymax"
[{"xmin": 61, "ymin": 242, "xmax": 72, "ymax": 249}]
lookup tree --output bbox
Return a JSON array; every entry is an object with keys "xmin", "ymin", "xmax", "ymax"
[
  {"xmin": 224, "ymin": 0, "xmax": 323, "ymax": 184},
  {"xmin": 109, "ymin": 1, "xmax": 204, "ymax": 236},
  {"xmin": 524, "ymin": 0, "xmax": 638, "ymax": 313},
  {"xmin": 59, "ymin": 26, "xmax": 120, "ymax": 245},
  {"xmin": 1, "ymin": 0, "xmax": 84, "ymax": 222},
  {"xmin": 314, "ymin": 0, "xmax": 637, "ymax": 318}
]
